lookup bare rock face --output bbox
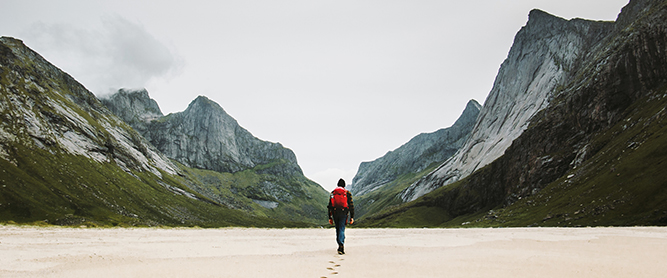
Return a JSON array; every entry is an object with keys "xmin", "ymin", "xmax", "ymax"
[
  {"xmin": 104, "ymin": 91, "xmax": 302, "ymax": 175},
  {"xmin": 100, "ymin": 88, "xmax": 163, "ymax": 133},
  {"xmin": 0, "ymin": 37, "xmax": 178, "ymax": 177},
  {"xmin": 361, "ymin": 0, "xmax": 667, "ymax": 227},
  {"xmin": 401, "ymin": 10, "xmax": 615, "ymax": 202},
  {"xmin": 349, "ymin": 99, "xmax": 481, "ymax": 196}
]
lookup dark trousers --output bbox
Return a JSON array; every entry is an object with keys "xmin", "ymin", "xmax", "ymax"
[{"xmin": 333, "ymin": 212, "xmax": 348, "ymax": 246}]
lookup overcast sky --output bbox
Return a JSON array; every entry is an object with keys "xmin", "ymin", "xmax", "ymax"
[{"xmin": 2, "ymin": 0, "xmax": 629, "ymax": 191}]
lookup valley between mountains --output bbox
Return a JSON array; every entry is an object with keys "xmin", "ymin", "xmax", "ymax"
[{"xmin": 1, "ymin": 0, "xmax": 667, "ymax": 228}]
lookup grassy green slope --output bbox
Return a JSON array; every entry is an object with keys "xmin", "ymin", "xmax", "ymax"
[
  {"xmin": 360, "ymin": 88, "xmax": 667, "ymax": 228},
  {"xmin": 0, "ymin": 37, "xmax": 325, "ymax": 227},
  {"xmin": 353, "ymin": 163, "xmax": 440, "ymax": 220},
  {"xmin": 0, "ymin": 142, "xmax": 306, "ymax": 227},
  {"xmin": 174, "ymin": 160, "xmax": 330, "ymax": 225},
  {"xmin": 477, "ymin": 89, "xmax": 667, "ymax": 227}
]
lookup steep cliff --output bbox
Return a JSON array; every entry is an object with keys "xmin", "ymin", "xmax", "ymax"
[
  {"xmin": 350, "ymin": 99, "xmax": 481, "ymax": 196},
  {"xmin": 401, "ymin": 9, "xmax": 615, "ymax": 202},
  {"xmin": 0, "ymin": 37, "xmax": 177, "ymax": 178},
  {"xmin": 0, "ymin": 37, "xmax": 328, "ymax": 226},
  {"xmin": 105, "ymin": 90, "xmax": 302, "ymax": 175},
  {"xmin": 102, "ymin": 89, "xmax": 328, "ymax": 224},
  {"xmin": 362, "ymin": 0, "xmax": 667, "ymax": 227},
  {"xmin": 0, "ymin": 37, "xmax": 296, "ymax": 227},
  {"xmin": 100, "ymin": 88, "xmax": 163, "ymax": 134}
]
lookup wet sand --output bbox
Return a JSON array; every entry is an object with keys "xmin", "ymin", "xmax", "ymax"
[{"xmin": 1, "ymin": 226, "xmax": 666, "ymax": 277}]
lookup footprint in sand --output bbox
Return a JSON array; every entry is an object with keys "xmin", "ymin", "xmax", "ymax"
[{"xmin": 324, "ymin": 257, "xmax": 342, "ymax": 276}]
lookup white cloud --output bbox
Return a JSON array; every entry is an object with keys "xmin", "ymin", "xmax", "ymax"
[{"xmin": 24, "ymin": 15, "xmax": 183, "ymax": 95}]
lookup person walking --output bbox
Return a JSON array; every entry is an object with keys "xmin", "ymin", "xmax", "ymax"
[{"xmin": 328, "ymin": 178, "xmax": 354, "ymax": 255}]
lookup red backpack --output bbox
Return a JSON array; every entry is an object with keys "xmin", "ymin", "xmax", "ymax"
[{"xmin": 331, "ymin": 187, "xmax": 348, "ymax": 209}]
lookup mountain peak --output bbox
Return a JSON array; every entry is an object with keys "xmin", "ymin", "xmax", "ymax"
[
  {"xmin": 117, "ymin": 87, "xmax": 149, "ymax": 98},
  {"xmin": 192, "ymin": 95, "xmax": 212, "ymax": 103},
  {"xmin": 465, "ymin": 99, "xmax": 482, "ymax": 113},
  {"xmin": 106, "ymin": 94, "xmax": 302, "ymax": 174},
  {"xmin": 524, "ymin": 9, "xmax": 568, "ymax": 31},
  {"xmin": 528, "ymin": 9, "xmax": 555, "ymax": 20},
  {"xmin": 349, "ymin": 100, "xmax": 480, "ymax": 198},
  {"xmin": 451, "ymin": 99, "xmax": 482, "ymax": 129},
  {"xmin": 101, "ymin": 88, "xmax": 163, "ymax": 129},
  {"xmin": 186, "ymin": 95, "xmax": 226, "ymax": 114}
]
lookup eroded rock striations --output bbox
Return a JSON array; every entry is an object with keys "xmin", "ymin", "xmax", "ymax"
[
  {"xmin": 349, "ymin": 99, "xmax": 481, "ymax": 196},
  {"xmin": 100, "ymin": 88, "xmax": 163, "ymax": 134},
  {"xmin": 0, "ymin": 37, "xmax": 178, "ymax": 177},
  {"xmin": 0, "ymin": 37, "xmax": 248, "ymax": 226},
  {"xmin": 103, "ymin": 90, "xmax": 302, "ymax": 175},
  {"xmin": 362, "ymin": 0, "xmax": 667, "ymax": 227},
  {"xmin": 0, "ymin": 38, "xmax": 327, "ymax": 226},
  {"xmin": 401, "ymin": 9, "xmax": 616, "ymax": 202}
]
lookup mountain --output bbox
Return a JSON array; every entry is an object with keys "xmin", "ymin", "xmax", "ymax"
[
  {"xmin": 350, "ymin": 99, "xmax": 481, "ymax": 196},
  {"xmin": 348, "ymin": 100, "xmax": 481, "ymax": 218},
  {"xmin": 101, "ymin": 88, "xmax": 328, "ymax": 224},
  {"xmin": 102, "ymin": 90, "xmax": 300, "ymax": 175},
  {"xmin": 362, "ymin": 0, "xmax": 667, "ymax": 227},
  {"xmin": 0, "ymin": 36, "xmax": 327, "ymax": 227},
  {"xmin": 401, "ymin": 9, "xmax": 616, "ymax": 202},
  {"xmin": 100, "ymin": 88, "xmax": 163, "ymax": 134}
]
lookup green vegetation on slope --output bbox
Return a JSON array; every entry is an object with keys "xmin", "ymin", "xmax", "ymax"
[
  {"xmin": 0, "ymin": 142, "xmax": 307, "ymax": 227},
  {"xmin": 353, "ymin": 162, "xmax": 440, "ymax": 220},
  {"xmin": 475, "ymin": 88, "xmax": 667, "ymax": 227},
  {"xmin": 173, "ymin": 160, "xmax": 330, "ymax": 225},
  {"xmin": 360, "ymin": 88, "xmax": 667, "ymax": 228},
  {"xmin": 0, "ymin": 37, "xmax": 327, "ymax": 228}
]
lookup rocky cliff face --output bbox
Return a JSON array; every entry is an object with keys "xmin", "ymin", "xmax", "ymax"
[
  {"xmin": 0, "ymin": 37, "xmax": 241, "ymax": 226},
  {"xmin": 349, "ymin": 99, "xmax": 481, "ymax": 196},
  {"xmin": 101, "ymin": 90, "xmax": 327, "ymax": 225},
  {"xmin": 0, "ymin": 37, "xmax": 327, "ymax": 226},
  {"xmin": 401, "ymin": 9, "xmax": 616, "ymax": 202},
  {"xmin": 493, "ymin": 0, "xmax": 667, "ymax": 207},
  {"xmin": 362, "ymin": 0, "xmax": 667, "ymax": 227},
  {"xmin": 100, "ymin": 88, "xmax": 163, "ymax": 134},
  {"xmin": 0, "ymin": 37, "xmax": 177, "ymax": 177},
  {"xmin": 103, "ymin": 90, "xmax": 302, "ymax": 175}
]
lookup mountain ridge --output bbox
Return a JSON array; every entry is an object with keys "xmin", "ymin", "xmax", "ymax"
[
  {"xmin": 400, "ymin": 8, "xmax": 616, "ymax": 202},
  {"xmin": 361, "ymin": 0, "xmax": 667, "ymax": 227},
  {"xmin": 101, "ymin": 88, "xmax": 327, "ymax": 224},
  {"xmin": 0, "ymin": 37, "xmax": 327, "ymax": 226},
  {"xmin": 348, "ymin": 99, "xmax": 481, "ymax": 219},
  {"xmin": 102, "ymin": 89, "xmax": 302, "ymax": 175},
  {"xmin": 350, "ymin": 99, "xmax": 481, "ymax": 196}
]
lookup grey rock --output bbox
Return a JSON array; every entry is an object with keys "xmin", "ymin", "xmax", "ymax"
[
  {"xmin": 349, "ymin": 99, "xmax": 481, "ymax": 196},
  {"xmin": 0, "ymin": 37, "xmax": 178, "ymax": 177},
  {"xmin": 100, "ymin": 88, "xmax": 163, "ymax": 133},
  {"xmin": 103, "ymin": 91, "xmax": 302, "ymax": 175},
  {"xmin": 401, "ymin": 9, "xmax": 615, "ymax": 202}
]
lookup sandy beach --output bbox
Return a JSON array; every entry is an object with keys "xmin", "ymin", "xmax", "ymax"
[{"xmin": 1, "ymin": 226, "xmax": 666, "ymax": 277}]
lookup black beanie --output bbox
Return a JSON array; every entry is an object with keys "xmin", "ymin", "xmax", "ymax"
[{"xmin": 337, "ymin": 178, "xmax": 346, "ymax": 188}]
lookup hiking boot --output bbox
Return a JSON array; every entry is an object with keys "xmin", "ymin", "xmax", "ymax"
[{"xmin": 337, "ymin": 245, "xmax": 345, "ymax": 255}]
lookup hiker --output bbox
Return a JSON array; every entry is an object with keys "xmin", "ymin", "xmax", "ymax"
[{"xmin": 328, "ymin": 178, "xmax": 354, "ymax": 255}]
